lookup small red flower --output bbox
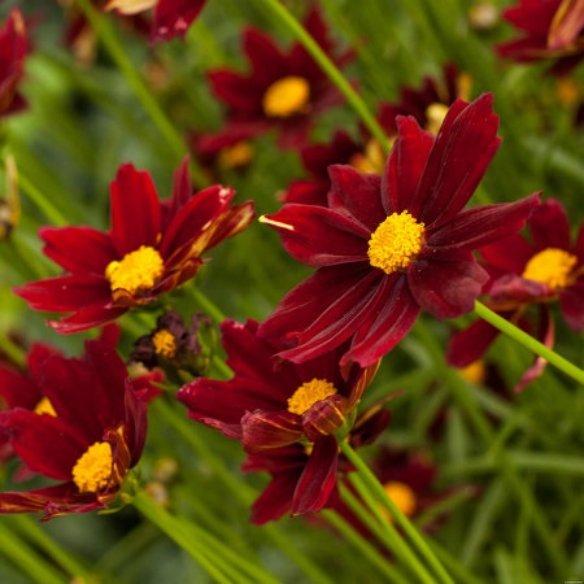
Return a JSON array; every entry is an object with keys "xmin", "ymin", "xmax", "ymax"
[
  {"xmin": 178, "ymin": 319, "xmax": 387, "ymax": 521},
  {"xmin": 448, "ymin": 198, "xmax": 583, "ymax": 390},
  {"xmin": 207, "ymin": 7, "xmax": 352, "ymax": 150},
  {"xmin": 0, "ymin": 10, "xmax": 28, "ymax": 119},
  {"xmin": 497, "ymin": 0, "xmax": 584, "ymax": 75},
  {"xmin": 106, "ymin": 0, "xmax": 207, "ymax": 42},
  {"xmin": 15, "ymin": 157, "xmax": 254, "ymax": 334},
  {"xmin": 0, "ymin": 326, "xmax": 158, "ymax": 519},
  {"xmin": 259, "ymin": 95, "xmax": 540, "ymax": 367}
]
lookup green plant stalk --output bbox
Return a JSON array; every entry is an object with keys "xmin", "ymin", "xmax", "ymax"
[
  {"xmin": 0, "ymin": 521, "xmax": 66, "ymax": 584},
  {"xmin": 340, "ymin": 441, "xmax": 454, "ymax": 584},
  {"xmin": 474, "ymin": 301, "xmax": 584, "ymax": 385},
  {"xmin": 18, "ymin": 172, "xmax": 68, "ymax": 227},
  {"xmin": 255, "ymin": 0, "xmax": 392, "ymax": 151},
  {"xmin": 343, "ymin": 478, "xmax": 434, "ymax": 584},
  {"xmin": 0, "ymin": 331, "xmax": 26, "ymax": 367}
]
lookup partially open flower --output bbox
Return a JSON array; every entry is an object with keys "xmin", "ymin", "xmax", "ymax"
[
  {"xmin": 15, "ymin": 157, "xmax": 254, "ymax": 334},
  {"xmin": 497, "ymin": 0, "xmax": 584, "ymax": 75},
  {"xmin": 0, "ymin": 10, "xmax": 28, "ymax": 119},
  {"xmin": 260, "ymin": 95, "xmax": 540, "ymax": 367},
  {"xmin": 178, "ymin": 319, "xmax": 386, "ymax": 520},
  {"xmin": 207, "ymin": 7, "xmax": 352, "ymax": 149},
  {"xmin": 0, "ymin": 326, "xmax": 158, "ymax": 518}
]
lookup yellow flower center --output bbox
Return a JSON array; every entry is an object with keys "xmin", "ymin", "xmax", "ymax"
[
  {"xmin": 522, "ymin": 248, "xmax": 577, "ymax": 291},
  {"xmin": 263, "ymin": 76, "xmax": 310, "ymax": 118},
  {"xmin": 152, "ymin": 328, "xmax": 177, "ymax": 359},
  {"xmin": 350, "ymin": 139, "xmax": 386, "ymax": 174},
  {"xmin": 105, "ymin": 246, "xmax": 164, "ymax": 295},
  {"xmin": 384, "ymin": 481, "xmax": 417, "ymax": 517},
  {"xmin": 72, "ymin": 441, "xmax": 113, "ymax": 494},
  {"xmin": 34, "ymin": 397, "xmax": 57, "ymax": 417},
  {"xmin": 287, "ymin": 378, "xmax": 337, "ymax": 416},
  {"xmin": 458, "ymin": 360, "xmax": 486, "ymax": 385},
  {"xmin": 105, "ymin": 0, "xmax": 157, "ymax": 15},
  {"xmin": 368, "ymin": 211, "xmax": 425, "ymax": 275},
  {"xmin": 425, "ymin": 102, "xmax": 450, "ymax": 135},
  {"xmin": 217, "ymin": 141, "xmax": 254, "ymax": 169}
]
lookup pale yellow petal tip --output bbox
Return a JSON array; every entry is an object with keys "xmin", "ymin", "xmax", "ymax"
[{"xmin": 258, "ymin": 215, "xmax": 295, "ymax": 231}]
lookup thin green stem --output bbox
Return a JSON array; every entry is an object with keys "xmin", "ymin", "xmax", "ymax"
[
  {"xmin": 340, "ymin": 441, "xmax": 454, "ymax": 584},
  {"xmin": 255, "ymin": 0, "xmax": 391, "ymax": 151},
  {"xmin": 474, "ymin": 301, "xmax": 584, "ymax": 385},
  {"xmin": 187, "ymin": 284, "xmax": 227, "ymax": 323},
  {"xmin": 18, "ymin": 172, "xmax": 68, "ymax": 227},
  {"xmin": 0, "ymin": 331, "xmax": 26, "ymax": 367}
]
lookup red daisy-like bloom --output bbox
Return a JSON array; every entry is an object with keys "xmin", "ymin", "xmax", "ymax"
[
  {"xmin": 207, "ymin": 7, "xmax": 352, "ymax": 150},
  {"xmin": 178, "ymin": 319, "xmax": 388, "ymax": 521},
  {"xmin": 0, "ymin": 327, "xmax": 158, "ymax": 519},
  {"xmin": 283, "ymin": 64, "xmax": 470, "ymax": 206},
  {"xmin": 15, "ymin": 157, "xmax": 254, "ymax": 334},
  {"xmin": 105, "ymin": 0, "xmax": 207, "ymax": 42},
  {"xmin": 448, "ymin": 198, "xmax": 583, "ymax": 389},
  {"xmin": 0, "ymin": 10, "xmax": 28, "ymax": 118},
  {"xmin": 259, "ymin": 95, "xmax": 540, "ymax": 368},
  {"xmin": 497, "ymin": 0, "xmax": 584, "ymax": 75}
]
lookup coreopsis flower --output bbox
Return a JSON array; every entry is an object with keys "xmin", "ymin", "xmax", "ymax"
[
  {"xmin": 178, "ymin": 319, "xmax": 387, "ymax": 521},
  {"xmin": 448, "ymin": 198, "xmax": 583, "ymax": 390},
  {"xmin": 0, "ymin": 327, "xmax": 158, "ymax": 518},
  {"xmin": 259, "ymin": 95, "xmax": 540, "ymax": 367},
  {"xmin": 15, "ymin": 158, "xmax": 254, "ymax": 334},
  {"xmin": 283, "ymin": 64, "xmax": 470, "ymax": 206},
  {"xmin": 497, "ymin": 0, "xmax": 584, "ymax": 75},
  {"xmin": 207, "ymin": 7, "xmax": 352, "ymax": 149},
  {"xmin": 0, "ymin": 9, "xmax": 28, "ymax": 118},
  {"xmin": 106, "ymin": 0, "xmax": 207, "ymax": 42}
]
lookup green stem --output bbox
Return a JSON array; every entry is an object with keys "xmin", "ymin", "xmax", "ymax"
[
  {"xmin": 18, "ymin": 172, "xmax": 68, "ymax": 227},
  {"xmin": 255, "ymin": 0, "xmax": 391, "ymax": 151},
  {"xmin": 0, "ymin": 331, "xmax": 26, "ymax": 367},
  {"xmin": 188, "ymin": 284, "xmax": 227, "ymax": 323},
  {"xmin": 340, "ymin": 441, "xmax": 454, "ymax": 584},
  {"xmin": 474, "ymin": 301, "xmax": 584, "ymax": 385}
]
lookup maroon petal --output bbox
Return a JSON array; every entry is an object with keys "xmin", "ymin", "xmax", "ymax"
[
  {"xmin": 243, "ymin": 28, "xmax": 288, "ymax": 86},
  {"xmin": 241, "ymin": 411, "xmax": 303, "ymax": 451},
  {"xmin": 0, "ymin": 364, "xmax": 40, "ymax": 410},
  {"xmin": 560, "ymin": 280, "xmax": 584, "ymax": 331},
  {"xmin": 302, "ymin": 395, "xmax": 347, "ymax": 442},
  {"xmin": 49, "ymin": 305, "xmax": 126, "ymax": 335},
  {"xmin": 447, "ymin": 319, "xmax": 501, "ymax": 367},
  {"xmin": 489, "ymin": 274, "xmax": 548, "ymax": 303},
  {"xmin": 262, "ymin": 204, "xmax": 369, "ymax": 267},
  {"xmin": 528, "ymin": 198, "xmax": 572, "ymax": 250},
  {"xmin": 40, "ymin": 227, "xmax": 116, "ymax": 275},
  {"xmin": 408, "ymin": 255, "xmax": 489, "ymax": 318},
  {"xmin": 382, "ymin": 116, "xmax": 434, "ymax": 214},
  {"xmin": 152, "ymin": 0, "xmax": 206, "ymax": 42},
  {"xmin": 109, "ymin": 164, "xmax": 161, "ymax": 256},
  {"xmin": 291, "ymin": 436, "xmax": 338, "ymax": 515},
  {"xmin": 283, "ymin": 179, "xmax": 329, "ymax": 206},
  {"xmin": 208, "ymin": 70, "xmax": 262, "ymax": 113},
  {"xmin": 480, "ymin": 234, "xmax": 534, "ymax": 274},
  {"xmin": 250, "ymin": 471, "xmax": 298, "ymax": 525}
]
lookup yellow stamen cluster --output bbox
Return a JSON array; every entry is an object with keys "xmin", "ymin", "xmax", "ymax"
[
  {"xmin": 368, "ymin": 211, "xmax": 425, "ymax": 275},
  {"xmin": 152, "ymin": 328, "xmax": 178, "ymax": 359},
  {"xmin": 105, "ymin": 246, "xmax": 164, "ymax": 295},
  {"xmin": 34, "ymin": 397, "xmax": 57, "ymax": 417},
  {"xmin": 263, "ymin": 76, "xmax": 310, "ymax": 118},
  {"xmin": 384, "ymin": 481, "xmax": 417, "ymax": 518},
  {"xmin": 105, "ymin": 0, "xmax": 156, "ymax": 15},
  {"xmin": 72, "ymin": 441, "xmax": 113, "ymax": 494},
  {"xmin": 458, "ymin": 360, "xmax": 486, "ymax": 385},
  {"xmin": 218, "ymin": 141, "xmax": 254, "ymax": 169},
  {"xmin": 287, "ymin": 378, "xmax": 337, "ymax": 416},
  {"xmin": 350, "ymin": 139, "xmax": 386, "ymax": 174},
  {"xmin": 522, "ymin": 247, "xmax": 577, "ymax": 291},
  {"xmin": 425, "ymin": 102, "xmax": 450, "ymax": 135}
]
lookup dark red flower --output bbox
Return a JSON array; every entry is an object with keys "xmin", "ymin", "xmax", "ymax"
[
  {"xmin": 448, "ymin": 198, "xmax": 583, "ymax": 390},
  {"xmin": 259, "ymin": 95, "xmax": 540, "ymax": 367},
  {"xmin": 0, "ymin": 326, "xmax": 158, "ymax": 519},
  {"xmin": 283, "ymin": 64, "xmax": 470, "ymax": 206},
  {"xmin": 497, "ymin": 0, "xmax": 584, "ymax": 75},
  {"xmin": 105, "ymin": 0, "xmax": 207, "ymax": 42},
  {"xmin": 15, "ymin": 157, "xmax": 254, "ymax": 334},
  {"xmin": 178, "ymin": 319, "xmax": 386, "ymax": 521},
  {"xmin": 0, "ymin": 10, "xmax": 28, "ymax": 119},
  {"xmin": 207, "ymin": 7, "xmax": 352, "ymax": 149}
]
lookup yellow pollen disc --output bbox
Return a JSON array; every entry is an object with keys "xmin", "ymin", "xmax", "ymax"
[
  {"xmin": 105, "ymin": 0, "xmax": 157, "ymax": 15},
  {"xmin": 263, "ymin": 76, "xmax": 310, "ymax": 118},
  {"xmin": 34, "ymin": 397, "xmax": 57, "ymax": 417},
  {"xmin": 522, "ymin": 248, "xmax": 577, "ymax": 291},
  {"xmin": 153, "ymin": 328, "xmax": 177, "ymax": 359},
  {"xmin": 458, "ymin": 360, "xmax": 486, "ymax": 385},
  {"xmin": 105, "ymin": 245, "xmax": 164, "ymax": 295},
  {"xmin": 350, "ymin": 139, "xmax": 386, "ymax": 174},
  {"xmin": 287, "ymin": 378, "xmax": 337, "ymax": 416},
  {"xmin": 218, "ymin": 141, "xmax": 254, "ymax": 169},
  {"xmin": 368, "ymin": 211, "xmax": 425, "ymax": 275},
  {"xmin": 425, "ymin": 102, "xmax": 450, "ymax": 135},
  {"xmin": 72, "ymin": 441, "xmax": 113, "ymax": 494},
  {"xmin": 384, "ymin": 481, "xmax": 417, "ymax": 517}
]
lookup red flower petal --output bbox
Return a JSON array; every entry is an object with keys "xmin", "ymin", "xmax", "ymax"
[
  {"xmin": 447, "ymin": 319, "xmax": 501, "ymax": 367},
  {"xmin": 152, "ymin": 0, "xmax": 206, "ymax": 42},
  {"xmin": 0, "ymin": 366, "xmax": 39, "ymax": 410},
  {"xmin": 284, "ymin": 179, "xmax": 329, "ymax": 206},
  {"xmin": 109, "ymin": 164, "xmax": 161, "ymax": 256},
  {"xmin": 243, "ymin": 28, "xmax": 288, "ymax": 86},
  {"xmin": 242, "ymin": 410, "xmax": 303, "ymax": 451},
  {"xmin": 560, "ymin": 280, "xmax": 584, "ymax": 331},
  {"xmin": 528, "ymin": 198, "xmax": 572, "ymax": 250},
  {"xmin": 250, "ymin": 471, "xmax": 298, "ymax": 525},
  {"xmin": 480, "ymin": 234, "xmax": 534, "ymax": 274},
  {"xmin": 208, "ymin": 69, "xmax": 263, "ymax": 113}
]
